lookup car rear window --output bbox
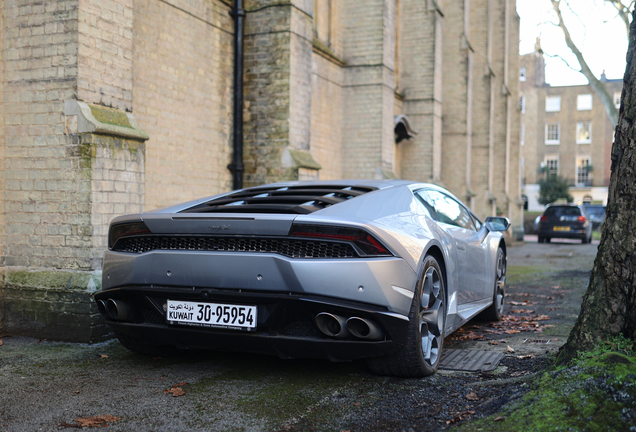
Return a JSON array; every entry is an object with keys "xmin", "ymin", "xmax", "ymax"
[{"xmin": 545, "ymin": 206, "xmax": 581, "ymax": 217}]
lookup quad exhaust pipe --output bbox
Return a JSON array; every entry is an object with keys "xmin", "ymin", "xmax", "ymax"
[
  {"xmin": 346, "ymin": 317, "xmax": 384, "ymax": 341},
  {"xmin": 97, "ymin": 298, "xmax": 133, "ymax": 322},
  {"xmin": 315, "ymin": 313, "xmax": 350, "ymax": 339},
  {"xmin": 315, "ymin": 313, "xmax": 384, "ymax": 341}
]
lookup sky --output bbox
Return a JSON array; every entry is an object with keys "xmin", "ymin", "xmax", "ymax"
[{"xmin": 516, "ymin": 0, "xmax": 629, "ymax": 86}]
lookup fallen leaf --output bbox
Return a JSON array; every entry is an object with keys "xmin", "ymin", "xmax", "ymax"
[
  {"xmin": 164, "ymin": 382, "xmax": 187, "ymax": 397},
  {"xmin": 353, "ymin": 402, "xmax": 361, "ymax": 406},
  {"xmin": 494, "ymin": 416, "xmax": 505, "ymax": 422},
  {"xmin": 153, "ymin": 356, "xmax": 162, "ymax": 360},
  {"xmin": 70, "ymin": 415, "xmax": 121, "ymax": 428},
  {"xmin": 465, "ymin": 392, "xmax": 479, "ymax": 401},
  {"xmin": 99, "ymin": 354, "xmax": 108, "ymax": 359},
  {"xmin": 517, "ymin": 354, "xmax": 535, "ymax": 359},
  {"xmin": 0, "ymin": 340, "xmax": 3, "ymax": 346},
  {"xmin": 488, "ymin": 341, "xmax": 499, "ymax": 345},
  {"xmin": 505, "ymin": 346, "xmax": 515, "ymax": 353},
  {"xmin": 36, "ymin": 339, "xmax": 42, "ymax": 343},
  {"xmin": 446, "ymin": 410, "xmax": 475, "ymax": 425}
]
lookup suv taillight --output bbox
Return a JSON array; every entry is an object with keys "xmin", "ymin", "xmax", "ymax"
[
  {"xmin": 578, "ymin": 215, "xmax": 586, "ymax": 223},
  {"xmin": 540, "ymin": 215, "xmax": 547, "ymax": 222},
  {"xmin": 289, "ymin": 224, "xmax": 392, "ymax": 257}
]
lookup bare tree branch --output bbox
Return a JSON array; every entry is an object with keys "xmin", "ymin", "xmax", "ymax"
[
  {"xmin": 543, "ymin": 52, "xmax": 583, "ymax": 73},
  {"xmin": 605, "ymin": 0, "xmax": 631, "ymax": 35},
  {"xmin": 551, "ymin": 0, "xmax": 619, "ymax": 126}
]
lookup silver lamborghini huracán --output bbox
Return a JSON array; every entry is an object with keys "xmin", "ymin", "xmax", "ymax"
[{"xmin": 95, "ymin": 180, "xmax": 509, "ymax": 377}]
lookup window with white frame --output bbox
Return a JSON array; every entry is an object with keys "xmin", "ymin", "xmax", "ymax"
[
  {"xmin": 545, "ymin": 158, "xmax": 559, "ymax": 176},
  {"xmin": 520, "ymin": 66, "xmax": 526, "ymax": 82},
  {"xmin": 520, "ymin": 95, "xmax": 526, "ymax": 113},
  {"xmin": 577, "ymin": 94, "xmax": 593, "ymax": 110},
  {"xmin": 576, "ymin": 121, "xmax": 591, "ymax": 144},
  {"xmin": 545, "ymin": 123, "xmax": 560, "ymax": 144},
  {"xmin": 521, "ymin": 124, "xmax": 525, "ymax": 146},
  {"xmin": 545, "ymin": 96, "xmax": 561, "ymax": 112},
  {"xmin": 577, "ymin": 157, "xmax": 591, "ymax": 185},
  {"xmin": 615, "ymin": 92, "xmax": 622, "ymax": 109}
]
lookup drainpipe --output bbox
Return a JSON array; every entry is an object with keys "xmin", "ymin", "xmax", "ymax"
[{"xmin": 228, "ymin": 0, "xmax": 245, "ymax": 190}]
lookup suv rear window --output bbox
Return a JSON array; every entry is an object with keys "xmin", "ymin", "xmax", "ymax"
[{"xmin": 545, "ymin": 206, "xmax": 581, "ymax": 217}]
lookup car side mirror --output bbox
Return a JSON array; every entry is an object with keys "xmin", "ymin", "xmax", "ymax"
[{"xmin": 484, "ymin": 216, "xmax": 510, "ymax": 232}]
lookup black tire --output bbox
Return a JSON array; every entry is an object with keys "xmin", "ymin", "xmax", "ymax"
[
  {"xmin": 538, "ymin": 235, "xmax": 544, "ymax": 243},
  {"xmin": 582, "ymin": 234, "xmax": 589, "ymax": 244},
  {"xmin": 367, "ymin": 255, "xmax": 446, "ymax": 377},
  {"xmin": 545, "ymin": 237, "xmax": 551, "ymax": 243},
  {"xmin": 115, "ymin": 332, "xmax": 183, "ymax": 357},
  {"xmin": 479, "ymin": 247, "xmax": 506, "ymax": 321}
]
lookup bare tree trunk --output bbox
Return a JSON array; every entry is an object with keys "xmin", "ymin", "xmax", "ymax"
[
  {"xmin": 557, "ymin": 7, "xmax": 636, "ymax": 364},
  {"xmin": 552, "ymin": 0, "xmax": 620, "ymax": 126}
]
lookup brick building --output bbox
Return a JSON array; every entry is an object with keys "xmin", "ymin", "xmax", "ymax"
[
  {"xmin": 520, "ymin": 47, "xmax": 620, "ymax": 211},
  {"xmin": 0, "ymin": 0, "xmax": 522, "ymax": 341}
]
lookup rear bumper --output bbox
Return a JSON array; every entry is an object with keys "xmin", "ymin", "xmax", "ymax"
[
  {"xmin": 538, "ymin": 226, "xmax": 588, "ymax": 239},
  {"xmin": 102, "ymin": 250, "xmax": 418, "ymax": 316},
  {"xmin": 95, "ymin": 286, "xmax": 410, "ymax": 361}
]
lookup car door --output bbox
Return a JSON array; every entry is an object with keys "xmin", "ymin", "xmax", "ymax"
[{"xmin": 417, "ymin": 190, "xmax": 489, "ymax": 303}]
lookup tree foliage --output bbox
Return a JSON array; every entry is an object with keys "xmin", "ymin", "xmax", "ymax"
[
  {"xmin": 558, "ymin": 6, "xmax": 636, "ymax": 364},
  {"xmin": 538, "ymin": 174, "xmax": 573, "ymax": 205}
]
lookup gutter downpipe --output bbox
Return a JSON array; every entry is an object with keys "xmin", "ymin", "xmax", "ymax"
[{"xmin": 228, "ymin": 0, "xmax": 245, "ymax": 190}]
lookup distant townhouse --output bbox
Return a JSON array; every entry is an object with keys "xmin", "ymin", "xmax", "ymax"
[{"xmin": 520, "ymin": 46, "xmax": 620, "ymax": 211}]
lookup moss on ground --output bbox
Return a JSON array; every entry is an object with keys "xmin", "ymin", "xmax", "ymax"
[
  {"xmin": 186, "ymin": 357, "xmax": 379, "ymax": 430},
  {"xmin": 454, "ymin": 341, "xmax": 636, "ymax": 432}
]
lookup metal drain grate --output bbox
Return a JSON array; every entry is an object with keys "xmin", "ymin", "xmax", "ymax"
[{"xmin": 439, "ymin": 349, "xmax": 505, "ymax": 372}]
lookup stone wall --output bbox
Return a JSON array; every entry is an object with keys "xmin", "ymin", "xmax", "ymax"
[
  {"xmin": 0, "ymin": 0, "xmax": 147, "ymax": 341},
  {"xmin": 397, "ymin": 0, "xmax": 441, "ymax": 183},
  {"xmin": 342, "ymin": 0, "xmax": 397, "ymax": 179},
  {"xmin": 3, "ymin": 0, "xmax": 83, "ymax": 269},
  {"xmin": 133, "ymin": 0, "xmax": 234, "ymax": 209}
]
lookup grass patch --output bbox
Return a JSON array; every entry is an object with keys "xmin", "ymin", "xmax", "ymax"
[
  {"xmin": 506, "ymin": 265, "xmax": 552, "ymax": 282},
  {"xmin": 454, "ymin": 336, "xmax": 636, "ymax": 431}
]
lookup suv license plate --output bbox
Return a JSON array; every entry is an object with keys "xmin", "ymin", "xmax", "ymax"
[
  {"xmin": 166, "ymin": 300, "xmax": 257, "ymax": 331},
  {"xmin": 553, "ymin": 226, "xmax": 570, "ymax": 232}
]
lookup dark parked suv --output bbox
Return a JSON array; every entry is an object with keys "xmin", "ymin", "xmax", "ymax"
[{"xmin": 537, "ymin": 204, "xmax": 593, "ymax": 244}]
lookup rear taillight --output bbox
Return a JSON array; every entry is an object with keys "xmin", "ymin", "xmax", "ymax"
[
  {"xmin": 289, "ymin": 224, "xmax": 392, "ymax": 257},
  {"xmin": 540, "ymin": 215, "xmax": 547, "ymax": 222},
  {"xmin": 578, "ymin": 215, "xmax": 586, "ymax": 223},
  {"xmin": 109, "ymin": 222, "xmax": 151, "ymax": 249}
]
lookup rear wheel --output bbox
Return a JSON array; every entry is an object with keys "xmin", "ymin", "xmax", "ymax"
[
  {"xmin": 538, "ymin": 235, "xmax": 544, "ymax": 243},
  {"xmin": 116, "ymin": 332, "xmax": 183, "ymax": 357},
  {"xmin": 479, "ymin": 247, "xmax": 506, "ymax": 321},
  {"xmin": 367, "ymin": 255, "xmax": 446, "ymax": 377}
]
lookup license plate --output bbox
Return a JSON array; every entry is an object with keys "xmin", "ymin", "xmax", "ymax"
[
  {"xmin": 166, "ymin": 300, "xmax": 257, "ymax": 331},
  {"xmin": 553, "ymin": 226, "xmax": 570, "ymax": 232}
]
